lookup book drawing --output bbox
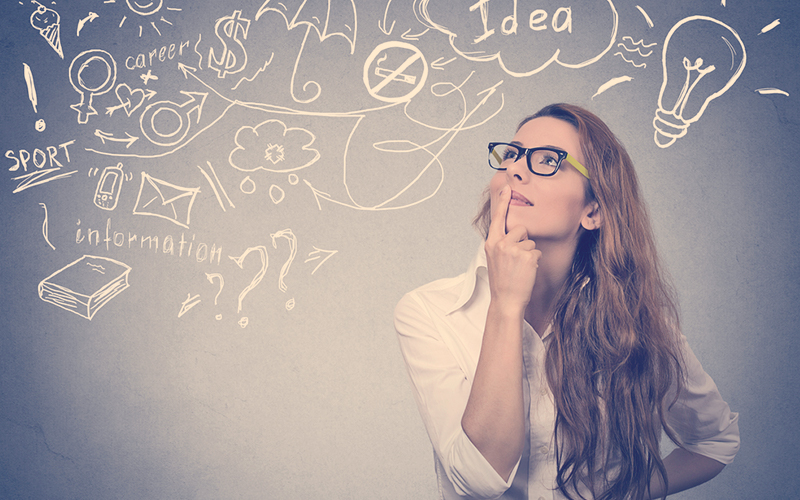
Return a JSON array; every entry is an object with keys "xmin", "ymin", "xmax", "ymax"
[{"xmin": 38, "ymin": 255, "xmax": 131, "ymax": 320}]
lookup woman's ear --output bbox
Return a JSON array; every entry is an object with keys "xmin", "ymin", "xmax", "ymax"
[{"xmin": 581, "ymin": 201, "xmax": 603, "ymax": 231}]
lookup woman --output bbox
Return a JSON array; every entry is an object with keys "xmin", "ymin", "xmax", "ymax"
[{"xmin": 395, "ymin": 103, "xmax": 739, "ymax": 500}]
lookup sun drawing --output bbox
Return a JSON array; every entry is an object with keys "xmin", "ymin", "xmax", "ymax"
[{"xmin": 111, "ymin": 0, "xmax": 182, "ymax": 37}]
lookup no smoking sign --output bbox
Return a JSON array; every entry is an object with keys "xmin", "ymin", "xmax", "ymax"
[{"xmin": 363, "ymin": 41, "xmax": 429, "ymax": 103}]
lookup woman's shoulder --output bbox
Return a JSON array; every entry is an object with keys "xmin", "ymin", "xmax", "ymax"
[{"xmin": 396, "ymin": 273, "xmax": 470, "ymax": 313}]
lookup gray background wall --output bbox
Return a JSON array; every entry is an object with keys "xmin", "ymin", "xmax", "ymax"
[{"xmin": 1, "ymin": 1, "xmax": 798, "ymax": 498}]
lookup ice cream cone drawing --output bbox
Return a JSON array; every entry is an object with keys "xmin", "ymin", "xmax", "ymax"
[{"xmin": 30, "ymin": 2, "xmax": 63, "ymax": 59}]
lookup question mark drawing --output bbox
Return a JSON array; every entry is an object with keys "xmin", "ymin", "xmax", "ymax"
[
  {"xmin": 228, "ymin": 246, "xmax": 268, "ymax": 328},
  {"xmin": 270, "ymin": 229, "xmax": 297, "ymax": 311},
  {"xmin": 205, "ymin": 272, "xmax": 225, "ymax": 320}
]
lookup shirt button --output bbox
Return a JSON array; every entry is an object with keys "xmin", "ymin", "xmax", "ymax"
[{"xmin": 539, "ymin": 445, "xmax": 549, "ymax": 454}]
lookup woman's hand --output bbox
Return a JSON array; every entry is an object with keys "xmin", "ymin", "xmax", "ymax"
[
  {"xmin": 484, "ymin": 186, "xmax": 542, "ymax": 313},
  {"xmin": 461, "ymin": 186, "xmax": 539, "ymax": 481}
]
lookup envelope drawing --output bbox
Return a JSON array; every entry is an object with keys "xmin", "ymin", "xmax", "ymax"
[{"xmin": 132, "ymin": 172, "xmax": 200, "ymax": 228}]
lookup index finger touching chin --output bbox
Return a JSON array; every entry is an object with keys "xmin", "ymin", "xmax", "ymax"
[{"xmin": 489, "ymin": 185, "xmax": 511, "ymax": 237}]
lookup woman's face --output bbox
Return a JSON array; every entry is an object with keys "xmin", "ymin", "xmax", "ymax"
[{"xmin": 489, "ymin": 116, "xmax": 596, "ymax": 246}]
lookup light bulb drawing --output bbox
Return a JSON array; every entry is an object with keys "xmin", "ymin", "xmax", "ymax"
[{"xmin": 653, "ymin": 16, "xmax": 746, "ymax": 148}]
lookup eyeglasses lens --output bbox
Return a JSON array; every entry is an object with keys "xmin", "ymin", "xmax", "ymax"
[{"xmin": 488, "ymin": 144, "xmax": 561, "ymax": 175}]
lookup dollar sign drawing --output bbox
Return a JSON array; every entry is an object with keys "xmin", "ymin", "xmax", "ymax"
[{"xmin": 208, "ymin": 10, "xmax": 250, "ymax": 79}]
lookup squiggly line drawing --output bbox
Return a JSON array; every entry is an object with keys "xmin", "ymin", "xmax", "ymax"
[
  {"xmin": 193, "ymin": 33, "xmax": 203, "ymax": 69},
  {"xmin": 622, "ymin": 36, "xmax": 657, "ymax": 48},
  {"xmin": 614, "ymin": 52, "xmax": 646, "ymax": 68},
  {"xmin": 40, "ymin": 203, "xmax": 55, "ymax": 250},
  {"xmin": 616, "ymin": 43, "xmax": 653, "ymax": 57},
  {"xmin": 232, "ymin": 54, "xmax": 274, "ymax": 90}
]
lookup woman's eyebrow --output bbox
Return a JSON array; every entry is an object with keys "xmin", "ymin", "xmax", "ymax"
[{"xmin": 510, "ymin": 140, "xmax": 565, "ymax": 151}]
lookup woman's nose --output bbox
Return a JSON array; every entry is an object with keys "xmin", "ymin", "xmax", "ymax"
[{"xmin": 506, "ymin": 153, "xmax": 529, "ymax": 182}]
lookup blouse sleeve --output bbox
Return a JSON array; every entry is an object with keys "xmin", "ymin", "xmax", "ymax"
[
  {"xmin": 394, "ymin": 291, "xmax": 518, "ymax": 499},
  {"xmin": 666, "ymin": 335, "xmax": 740, "ymax": 464}
]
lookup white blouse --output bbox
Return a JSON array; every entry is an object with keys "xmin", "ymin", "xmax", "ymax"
[{"xmin": 395, "ymin": 245, "xmax": 740, "ymax": 500}]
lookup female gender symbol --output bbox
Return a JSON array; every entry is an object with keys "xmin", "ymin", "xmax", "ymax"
[{"xmin": 69, "ymin": 49, "xmax": 117, "ymax": 124}]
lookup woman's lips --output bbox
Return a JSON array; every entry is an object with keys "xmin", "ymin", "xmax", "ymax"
[{"xmin": 509, "ymin": 190, "xmax": 533, "ymax": 206}]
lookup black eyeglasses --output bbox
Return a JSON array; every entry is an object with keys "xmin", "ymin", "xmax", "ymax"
[{"xmin": 487, "ymin": 142, "xmax": 590, "ymax": 178}]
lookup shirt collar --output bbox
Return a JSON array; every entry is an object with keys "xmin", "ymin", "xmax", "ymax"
[
  {"xmin": 445, "ymin": 243, "xmax": 487, "ymax": 315},
  {"xmin": 445, "ymin": 243, "xmax": 554, "ymax": 340}
]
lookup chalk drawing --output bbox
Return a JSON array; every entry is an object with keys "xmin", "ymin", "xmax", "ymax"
[
  {"xmin": 229, "ymin": 119, "xmax": 321, "ymax": 173},
  {"xmin": 228, "ymin": 246, "xmax": 269, "ymax": 328},
  {"xmin": 106, "ymin": 84, "xmax": 157, "ymax": 117},
  {"xmin": 39, "ymin": 203, "xmax": 55, "ymax": 251},
  {"xmin": 363, "ymin": 41, "xmax": 429, "ymax": 103},
  {"xmin": 653, "ymin": 16, "xmax": 746, "ymax": 148},
  {"xmin": 77, "ymin": 12, "xmax": 100, "ymax": 36},
  {"xmin": 232, "ymin": 54, "xmax": 274, "ymax": 90},
  {"xmin": 271, "ymin": 229, "xmax": 298, "ymax": 311},
  {"xmin": 378, "ymin": 0, "xmax": 396, "ymax": 36},
  {"xmin": 178, "ymin": 293, "xmax": 201, "ymax": 318},
  {"xmin": 93, "ymin": 163, "xmax": 125, "ymax": 211},
  {"xmin": 413, "ymin": 0, "xmax": 619, "ymax": 78},
  {"xmin": 758, "ymin": 19, "xmax": 780, "ymax": 35},
  {"xmin": 305, "ymin": 247, "xmax": 338, "ymax": 275},
  {"xmin": 255, "ymin": 0, "xmax": 358, "ymax": 103},
  {"xmin": 23, "ymin": 63, "xmax": 38, "ymax": 114},
  {"xmin": 69, "ymin": 50, "xmax": 118, "ymax": 124},
  {"xmin": 132, "ymin": 172, "xmax": 200, "ymax": 228},
  {"xmin": 140, "ymin": 91, "xmax": 208, "ymax": 147},
  {"xmin": 39, "ymin": 255, "xmax": 132, "ymax": 320},
  {"xmin": 592, "ymin": 76, "xmax": 633, "ymax": 100},
  {"xmin": 635, "ymin": 5, "xmax": 654, "ymax": 28},
  {"xmin": 755, "ymin": 88, "xmax": 789, "ymax": 97},
  {"xmin": 30, "ymin": 2, "xmax": 63, "ymax": 59},
  {"xmin": 197, "ymin": 162, "xmax": 235, "ymax": 211},
  {"xmin": 12, "ymin": 168, "xmax": 79, "ymax": 194},
  {"xmin": 206, "ymin": 272, "xmax": 224, "ymax": 320},
  {"xmin": 115, "ymin": 0, "xmax": 182, "ymax": 37},
  {"xmin": 209, "ymin": 10, "xmax": 251, "ymax": 79}
]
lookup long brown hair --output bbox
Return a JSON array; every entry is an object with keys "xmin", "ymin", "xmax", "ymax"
[{"xmin": 474, "ymin": 103, "xmax": 686, "ymax": 500}]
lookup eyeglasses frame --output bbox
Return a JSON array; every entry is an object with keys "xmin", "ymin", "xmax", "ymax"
[{"xmin": 487, "ymin": 142, "xmax": 590, "ymax": 179}]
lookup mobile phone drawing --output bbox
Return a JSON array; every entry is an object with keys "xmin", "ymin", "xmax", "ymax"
[{"xmin": 94, "ymin": 163, "xmax": 124, "ymax": 210}]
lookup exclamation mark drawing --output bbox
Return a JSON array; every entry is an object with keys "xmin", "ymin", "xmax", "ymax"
[{"xmin": 24, "ymin": 63, "xmax": 46, "ymax": 132}]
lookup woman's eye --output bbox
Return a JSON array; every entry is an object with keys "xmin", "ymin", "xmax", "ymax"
[
  {"xmin": 541, "ymin": 154, "xmax": 559, "ymax": 166},
  {"xmin": 502, "ymin": 148, "xmax": 517, "ymax": 160}
]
